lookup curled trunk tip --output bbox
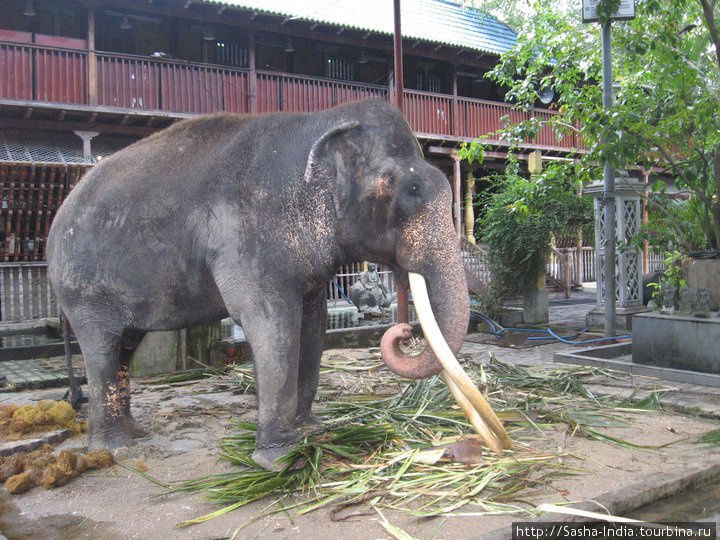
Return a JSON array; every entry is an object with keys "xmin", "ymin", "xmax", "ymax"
[{"xmin": 380, "ymin": 323, "xmax": 444, "ymax": 379}]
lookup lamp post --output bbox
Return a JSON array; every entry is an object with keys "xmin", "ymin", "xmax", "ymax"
[{"xmin": 582, "ymin": 0, "xmax": 636, "ymax": 337}]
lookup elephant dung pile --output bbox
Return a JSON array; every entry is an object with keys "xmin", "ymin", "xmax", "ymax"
[
  {"xmin": 1, "ymin": 444, "xmax": 113, "ymax": 495},
  {"xmin": 0, "ymin": 400, "xmax": 87, "ymax": 441}
]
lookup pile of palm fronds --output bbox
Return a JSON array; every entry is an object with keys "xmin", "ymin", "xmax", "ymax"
[{"xmin": 171, "ymin": 355, "xmax": 671, "ymax": 528}]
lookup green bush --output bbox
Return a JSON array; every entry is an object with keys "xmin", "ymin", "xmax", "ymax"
[{"xmin": 475, "ymin": 162, "xmax": 592, "ymax": 313}]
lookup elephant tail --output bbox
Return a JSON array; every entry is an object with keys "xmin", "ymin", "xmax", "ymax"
[{"xmin": 60, "ymin": 310, "xmax": 85, "ymax": 410}]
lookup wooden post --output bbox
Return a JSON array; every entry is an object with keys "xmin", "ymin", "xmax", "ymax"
[
  {"xmin": 87, "ymin": 8, "xmax": 97, "ymax": 106},
  {"xmin": 576, "ymin": 229, "xmax": 584, "ymax": 285},
  {"xmin": 641, "ymin": 167, "xmax": 650, "ymax": 274},
  {"xmin": 248, "ymin": 31, "xmax": 257, "ymax": 114},
  {"xmin": 452, "ymin": 64, "xmax": 459, "ymax": 136},
  {"xmin": 393, "ymin": 0, "xmax": 408, "ymax": 324},
  {"xmin": 452, "ymin": 154, "xmax": 462, "ymax": 237},
  {"xmin": 464, "ymin": 171, "xmax": 475, "ymax": 244},
  {"xmin": 563, "ymin": 250, "xmax": 571, "ymax": 299},
  {"xmin": 393, "ymin": 0, "xmax": 404, "ymax": 113}
]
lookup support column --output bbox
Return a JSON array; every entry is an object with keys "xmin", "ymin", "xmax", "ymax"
[
  {"xmin": 451, "ymin": 154, "xmax": 462, "ymax": 237},
  {"xmin": 584, "ymin": 173, "xmax": 648, "ymax": 330},
  {"xmin": 87, "ymin": 8, "xmax": 97, "ymax": 106},
  {"xmin": 248, "ymin": 32, "xmax": 257, "ymax": 114},
  {"xmin": 451, "ymin": 64, "xmax": 459, "ymax": 136},
  {"xmin": 640, "ymin": 167, "xmax": 651, "ymax": 274},
  {"xmin": 393, "ymin": 0, "xmax": 408, "ymax": 324},
  {"xmin": 523, "ymin": 150, "xmax": 548, "ymax": 324},
  {"xmin": 73, "ymin": 131, "xmax": 99, "ymax": 162},
  {"xmin": 464, "ymin": 171, "xmax": 475, "ymax": 244}
]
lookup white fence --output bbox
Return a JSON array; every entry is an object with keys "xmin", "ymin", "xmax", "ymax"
[
  {"xmin": 546, "ymin": 247, "xmax": 666, "ymax": 293},
  {"xmin": 0, "ymin": 262, "xmax": 58, "ymax": 321},
  {"xmin": 0, "ymin": 251, "xmax": 669, "ymax": 322}
]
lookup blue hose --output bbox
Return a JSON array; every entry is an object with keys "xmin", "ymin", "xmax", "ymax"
[
  {"xmin": 470, "ymin": 310, "xmax": 631, "ymax": 345},
  {"xmin": 334, "ymin": 282, "xmax": 353, "ymax": 305}
]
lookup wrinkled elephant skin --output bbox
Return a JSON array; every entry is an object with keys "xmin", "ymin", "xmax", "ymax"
[{"xmin": 47, "ymin": 100, "xmax": 468, "ymax": 470}]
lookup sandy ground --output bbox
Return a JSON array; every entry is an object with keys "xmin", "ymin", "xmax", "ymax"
[{"xmin": 2, "ymin": 340, "xmax": 720, "ymax": 540}]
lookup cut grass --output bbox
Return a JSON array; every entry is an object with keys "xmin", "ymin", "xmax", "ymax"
[{"xmin": 169, "ymin": 355, "xmax": 674, "ymax": 527}]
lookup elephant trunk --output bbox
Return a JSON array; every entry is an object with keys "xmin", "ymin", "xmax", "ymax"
[{"xmin": 380, "ymin": 246, "xmax": 469, "ymax": 379}]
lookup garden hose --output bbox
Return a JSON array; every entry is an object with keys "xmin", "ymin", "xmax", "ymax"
[{"xmin": 470, "ymin": 310, "xmax": 631, "ymax": 345}]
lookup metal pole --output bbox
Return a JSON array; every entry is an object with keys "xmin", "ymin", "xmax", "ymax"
[
  {"xmin": 602, "ymin": 22, "xmax": 616, "ymax": 337},
  {"xmin": 393, "ymin": 0, "xmax": 404, "ymax": 112},
  {"xmin": 393, "ymin": 0, "xmax": 409, "ymax": 324}
]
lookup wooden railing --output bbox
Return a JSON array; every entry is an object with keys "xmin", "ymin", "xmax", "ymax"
[
  {"xmin": 0, "ymin": 41, "xmax": 87, "ymax": 104},
  {"xmin": 0, "ymin": 41, "xmax": 581, "ymax": 151},
  {"xmin": 256, "ymin": 71, "xmax": 387, "ymax": 113},
  {"xmin": 97, "ymin": 52, "xmax": 250, "ymax": 114},
  {"xmin": 0, "ymin": 262, "xmax": 57, "ymax": 321},
  {"xmin": 404, "ymin": 89, "xmax": 453, "ymax": 136}
]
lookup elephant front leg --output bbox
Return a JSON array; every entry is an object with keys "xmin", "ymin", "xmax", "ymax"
[
  {"xmin": 227, "ymin": 288, "xmax": 303, "ymax": 471},
  {"xmin": 297, "ymin": 286, "xmax": 328, "ymax": 430}
]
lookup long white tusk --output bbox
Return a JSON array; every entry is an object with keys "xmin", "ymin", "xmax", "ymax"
[
  {"xmin": 408, "ymin": 272, "xmax": 511, "ymax": 450},
  {"xmin": 443, "ymin": 373, "xmax": 502, "ymax": 452}
]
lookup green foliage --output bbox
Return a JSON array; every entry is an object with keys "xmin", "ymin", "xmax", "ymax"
[
  {"xmin": 596, "ymin": 0, "xmax": 623, "ymax": 25},
  {"xmin": 647, "ymin": 249, "xmax": 687, "ymax": 304},
  {"xmin": 475, "ymin": 159, "xmax": 592, "ymax": 308},
  {"xmin": 471, "ymin": 0, "xmax": 720, "ymax": 252},
  {"xmin": 635, "ymin": 190, "xmax": 709, "ymax": 253}
]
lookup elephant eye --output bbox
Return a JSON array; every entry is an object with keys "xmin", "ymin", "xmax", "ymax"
[{"xmin": 410, "ymin": 183, "xmax": 420, "ymax": 194}]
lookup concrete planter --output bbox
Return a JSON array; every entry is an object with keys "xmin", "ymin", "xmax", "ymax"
[{"xmin": 632, "ymin": 311, "xmax": 720, "ymax": 375}]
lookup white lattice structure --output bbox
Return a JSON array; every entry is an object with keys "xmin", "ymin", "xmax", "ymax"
[{"xmin": 584, "ymin": 174, "xmax": 644, "ymax": 310}]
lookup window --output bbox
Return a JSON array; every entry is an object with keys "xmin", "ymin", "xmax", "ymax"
[
  {"xmin": 326, "ymin": 55, "xmax": 354, "ymax": 81},
  {"xmin": 215, "ymin": 41, "xmax": 248, "ymax": 68}
]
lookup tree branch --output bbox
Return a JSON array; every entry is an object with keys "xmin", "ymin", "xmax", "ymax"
[{"xmin": 700, "ymin": 0, "xmax": 720, "ymax": 76}]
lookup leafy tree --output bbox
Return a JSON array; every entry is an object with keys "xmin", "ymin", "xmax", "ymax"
[
  {"xmin": 466, "ymin": 155, "xmax": 592, "ymax": 312},
  {"xmin": 464, "ymin": 0, "xmax": 720, "ymax": 251}
]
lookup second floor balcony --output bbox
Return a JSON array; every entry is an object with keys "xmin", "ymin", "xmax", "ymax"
[{"xmin": 0, "ymin": 36, "xmax": 581, "ymax": 152}]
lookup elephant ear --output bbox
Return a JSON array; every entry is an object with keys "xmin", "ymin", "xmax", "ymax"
[{"xmin": 303, "ymin": 121, "xmax": 363, "ymax": 218}]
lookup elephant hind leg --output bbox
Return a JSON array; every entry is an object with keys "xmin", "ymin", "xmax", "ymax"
[
  {"xmin": 118, "ymin": 330, "xmax": 148, "ymax": 439},
  {"xmin": 70, "ymin": 320, "xmax": 134, "ymax": 451}
]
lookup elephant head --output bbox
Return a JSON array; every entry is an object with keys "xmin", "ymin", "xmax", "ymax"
[{"xmin": 307, "ymin": 100, "xmax": 470, "ymax": 380}]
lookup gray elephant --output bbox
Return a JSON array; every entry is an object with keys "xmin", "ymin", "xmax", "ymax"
[{"xmin": 47, "ymin": 100, "xmax": 469, "ymax": 470}]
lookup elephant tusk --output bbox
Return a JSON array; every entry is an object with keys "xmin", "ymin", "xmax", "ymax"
[
  {"xmin": 408, "ymin": 272, "xmax": 511, "ymax": 451},
  {"xmin": 443, "ymin": 373, "xmax": 502, "ymax": 452}
]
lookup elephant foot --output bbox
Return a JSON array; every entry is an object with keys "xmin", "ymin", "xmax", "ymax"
[
  {"xmin": 252, "ymin": 443, "xmax": 298, "ymax": 472},
  {"xmin": 298, "ymin": 413, "xmax": 323, "ymax": 432},
  {"xmin": 87, "ymin": 427, "xmax": 136, "ymax": 452},
  {"xmin": 124, "ymin": 415, "xmax": 148, "ymax": 439}
]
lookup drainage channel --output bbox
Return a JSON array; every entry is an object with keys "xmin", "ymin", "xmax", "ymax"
[{"xmin": 628, "ymin": 478, "xmax": 720, "ymax": 523}]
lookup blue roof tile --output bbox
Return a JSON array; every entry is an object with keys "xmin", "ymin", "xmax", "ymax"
[{"xmin": 203, "ymin": 0, "xmax": 517, "ymax": 56}]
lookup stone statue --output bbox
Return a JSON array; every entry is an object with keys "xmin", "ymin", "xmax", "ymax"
[
  {"xmin": 695, "ymin": 288, "xmax": 711, "ymax": 318},
  {"xmin": 349, "ymin": 263, "xmax": 396, "ymax": 317},
  {"xmin": 661, "ymin": 282, "xmax": 675, "ymax": 315},
  {"xmin": 677, "ymin": 287, "xmax": 693, "ymax": 315}
]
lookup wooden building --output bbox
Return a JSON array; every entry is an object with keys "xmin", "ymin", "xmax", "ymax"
[{"xmin": 0, "ymin": 0, "xmax": 581, "ymax": 319}]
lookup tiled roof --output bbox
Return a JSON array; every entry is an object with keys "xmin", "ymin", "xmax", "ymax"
[{"xmin": 204, "ymin": 0, "xmax": 517, "ymax": 56}]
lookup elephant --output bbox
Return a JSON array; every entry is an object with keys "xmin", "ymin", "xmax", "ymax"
[{"xmin": 47, "ymin": 100, "xmax": 471, "ymax": 470}]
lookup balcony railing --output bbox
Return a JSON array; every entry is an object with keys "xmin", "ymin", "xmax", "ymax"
[{"xmin": 0, "ymin": 40, "xmax": 580, "ymax": 151}]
